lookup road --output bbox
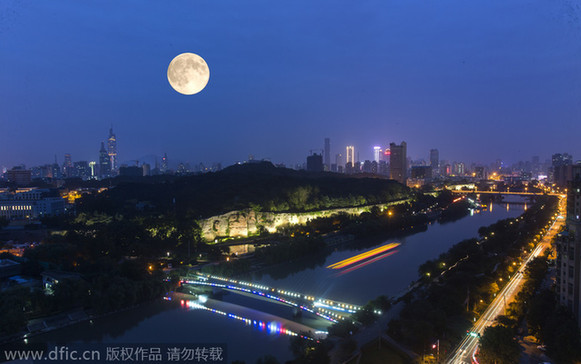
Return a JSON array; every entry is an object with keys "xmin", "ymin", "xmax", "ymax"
[{"xmin": 447, "ymin": 197, "xmax": 565, "ymax": 364}]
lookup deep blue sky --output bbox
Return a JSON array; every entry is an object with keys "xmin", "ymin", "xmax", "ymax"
[{"xmin": 1, "ymin": 0, "xmax": 580, "ymax": 169}]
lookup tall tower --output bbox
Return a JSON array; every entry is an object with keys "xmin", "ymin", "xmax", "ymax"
[
  {"xmin": 346, "ymin": 146, "xmax": 355, "ymax": 167},
  {"xmin": 430, "ymin": 149, "xmax": 439, "ymax": 175},
  {"xmin": 99, "ymin": 142, "xmax": 111, "ymax": 179},
  {"xmin": 374, "ymin": 146, "xmax": 381, "ymax": 163},
  {"xmin": 108, "ymin": 127, "xmax": 118, "ymax": 173},
  {"xmin": 161, "ymin": 153, "xmax": 168, "ymax": 173},
  {"xmin": 324, "ymin": 138, "xmax": 331, "ymax": 171},
  {"xmin": 390, "ymin": 141, "xmax": 407, "ymax": 184},
  {"xmin": 63, "ymin": 153, "xmax": 73, "ymax": 177}
]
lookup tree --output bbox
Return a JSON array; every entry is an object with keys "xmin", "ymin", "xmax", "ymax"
[
  {"xmin": 289, "ymin": 335, "xmax": 330, "ymax": 364},
  {"xmin": 478, "ymin": 326, "xmax": 520, "ymax": 364},
  {"xmin": 255, "ymin": 355, "xmax": 279, "ymax": 364}
]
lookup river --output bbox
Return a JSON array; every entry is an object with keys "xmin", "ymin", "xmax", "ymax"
[{"xmin": 30, "ymin": 200, "xmax": 527, "ymax": 363}]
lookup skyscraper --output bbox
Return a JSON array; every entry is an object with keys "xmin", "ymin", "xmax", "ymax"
[
  {"xmin": 161, "ymin": 153, "xmax": 168, "ymax": 173},
  {"xmin": 307, "ymin": 153, "xmax": 324, "ymax": 172},
  {"xmin": 99, "ymin": 142, "xmax": 111, "ymax": 179},
  {"xmin": 73, "ymin": 161, "xmax": 90, "ymax": 180},
  {"xmin": 108, "ymin": 127, "xmax": 118, "ymax": 173},
  {"xmin": 89, "ymin": 161, "xmax": 97, "ymax": 179},
  {"xmin": 346, "ymin": 146, "xmax": 355, "ymax": 167},
  {"xmin": 63, "ymin": 153, "xmax": 73, "ymax": 178},
  {"xmin": 324, "ymin": 138, "xmax": 331, "ymax": 171},
  {"xmin": 430, "ymin": 149, "xmax": 439, "ymax": 175},
  {"xmin": 553, "ymin": 153, "xmax": 574, "ymax": 186},
  {"xmin": 390, "ymin": 141, "xmax": 407, "ymax": 184},
  {"xmin": 374, "ymin": 146, "xmax": 381, "ymax": 163}
]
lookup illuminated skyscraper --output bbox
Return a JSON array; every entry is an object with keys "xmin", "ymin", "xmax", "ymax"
[
  {"xmin": 346, "ymin": 146, "xmax": 355, "ymax": 167},
  {"xmin": 390, "ymin": 141, "xmax": 407, "ymax": 184},
  {"xmin": 108, "ymin": 127, "xmax": 118, "ymax": 173},
  {"xmin": 89, "ymin": 161, "xmax": 97, "ymax": 179},
  {"xmin": 374, "ymin": 146, "xmax": 381, "ymax": 163}
]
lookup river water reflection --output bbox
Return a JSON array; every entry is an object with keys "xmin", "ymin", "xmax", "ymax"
[{"xmin": 31, "ymin": 201, "xmax": 526, "ymax": 363}]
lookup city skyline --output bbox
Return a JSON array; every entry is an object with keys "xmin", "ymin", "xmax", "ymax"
[
  {"xmin": 1, "ymin": 1, "xmax": 581, "ymax": 169},
  {"xmin": 1, "ymin": 129, "xmax": 576, "ymax": 175}
]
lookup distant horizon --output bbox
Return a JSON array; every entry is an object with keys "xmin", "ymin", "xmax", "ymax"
[
  {"xmin": 2, "ymin": 1, "xmax": 580, "ymax": 170},
  {"xmin": 1, "ymin": 132, "xmax": 572, "ymax": 173}
]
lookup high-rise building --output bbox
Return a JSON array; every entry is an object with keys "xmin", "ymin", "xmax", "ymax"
[
  {"xmin": 307, "ymin": 153, "xmax": 324, "ymax": 172},
  {"xmin": 5, "ymin": 167, "xmax": 31, "ymax": 186},
  {"xmin": 161, "ymin": 153, "xmax": 168, "ymax": 173},
  {"xmin": 108, "ymin": 127, "xmax": 118, "ymax": 173},
  {"xmin": 389, "ymin": 142, "xmax": 407, "ymax": 184},
  {"xmin": 362, "ymin": 160, "xmax": 372, "ymax": 173},
  {"xmin": 142, "ymin": 163, "xmax": 151, "ymax": 177},
  {"xmin": 324, "ymin": 138, "xmax": 331, "ymax": 171},
  {"xmin": 411, "ymin": 166, "xmax": 432, "ymax": 179},
  {"xmin": 89, "ymin": 161, "xmax": 97, "ymax": 179},
  {"xmin": 553, "ymin": 153, "xmax": 573, "ymax": 168},
  {"xmin": 556, "ymin": 165, "xmax": 581, "ymax": 328},
  {"xmin": 453, "ymin": 162, "xmax": 465, "ymax": 176},
  {"xmin": 430, "ymin": 149, "xmax": 439, "ymax": 175},
  {"xmin": 346, "ymin": 146, "xmax": 355, "ymax": 167},
  {"xmin": 553, "ymin": 153, "xmax": 574, "ymax": 187},
  {"xmin": 63, "ymin": 154, "xmax": 73, "ymax": 178},
  {"xmin": 335, "ymin": 154, "xmax": 343, "ymax": 168},
  {"xmin": 379, "ymin": 160, "xmax": 388, "ymax": 176},
  {"xmin": 50, "ymin": 155, "xmax": 62, "ymax": 180},
  {"xmin": 74, "ymin": 161, "xmax": 91, "ymax": 180},
  {"xmin": 374, "ymin": 146, "xmax": 381, "ymax": 163},
  {"xmin": 99, "ymin": 142, "xmax": 111, "ymax": 179},
  {"xmin": 555, "ymin": 163, "xmax": 581, "ymax": 188}
]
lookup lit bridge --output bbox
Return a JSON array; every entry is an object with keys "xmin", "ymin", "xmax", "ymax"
[{"xmin": 180, "ymin": 273, "xmax": 366, "ymax": 323}]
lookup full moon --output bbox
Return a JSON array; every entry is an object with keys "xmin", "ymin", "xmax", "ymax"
[{"xmin": 167, "ymin": 53, "xmax": 210, "ymax": 95}]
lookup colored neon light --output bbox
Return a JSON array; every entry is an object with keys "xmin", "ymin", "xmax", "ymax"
[{"xmin": 182, "ymin": 300, "xmax": 314, "ymax": 340}]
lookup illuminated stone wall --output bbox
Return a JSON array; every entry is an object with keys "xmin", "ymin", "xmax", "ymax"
[{"xmin": 199, "ymin": 199, "xmax": 409, "ymax": 242}]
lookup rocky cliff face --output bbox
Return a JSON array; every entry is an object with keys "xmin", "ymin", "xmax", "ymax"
[{"xmin": 199, "ymin": 200, "xmax": 408, "ymax": 241}]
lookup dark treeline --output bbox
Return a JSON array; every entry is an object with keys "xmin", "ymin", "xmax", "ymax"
[{"xmin": 387, "ymin": 195, "xmax": 559, "ymax": 358}]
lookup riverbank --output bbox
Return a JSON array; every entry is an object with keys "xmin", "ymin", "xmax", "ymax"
[{"xmin": 384, "ymin": 195, "xmax": 559, "ymax": 359}]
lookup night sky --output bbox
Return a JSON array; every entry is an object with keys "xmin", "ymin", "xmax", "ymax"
[{"xmin": 1, "ymin": 0, "xmax": 580, "ymax": 169}]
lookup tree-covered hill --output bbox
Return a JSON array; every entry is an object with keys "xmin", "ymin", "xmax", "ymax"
[{"xmin": 77, "ymin": 162, "xmax": 411, "ymax": 218}]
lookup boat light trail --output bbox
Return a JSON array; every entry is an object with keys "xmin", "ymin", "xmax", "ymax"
[
  {"xmin": 335, "ymin": 250, "xmax": 398, "ymax": 276},
  {"xmin": 326, "ymin": 242, "xmax": 400, "ymax": 270}
]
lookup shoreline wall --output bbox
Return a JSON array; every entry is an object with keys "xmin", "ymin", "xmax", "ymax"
[{"xmin": 198, "ymin": 199, "xmax": 409, "ymax": 241}]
